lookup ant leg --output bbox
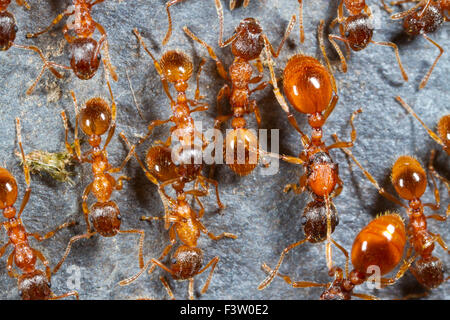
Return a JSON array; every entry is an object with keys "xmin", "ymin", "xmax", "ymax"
[
  {"xmin": 328, "ymin": 34, "xmax": 350, "ymax": 73},
  {"xmin": 249, "ymin": 100, "xmax": 262, "ymax": 128},
  {"xmin": 332, "ymin": 134, "xmax": 408, "ymax": 209},
  {"xmin": 50, "ymin": 291, "xmax": 79, "ymax": 300},
  {"xmin": 380, "ymin": 0, "xmax": 394, "ymax": 13},
  {"xmin": 162, "ymin": 0, "xmax": 186, "ymax": 45},
  {"xmin": 0, "ymin": 242, "xmax": 11, "ymax": 259},
  {"xmin": 196, "ymin": 175, "xmax": 225, "ymax": 209},
  {"xmin": 381, "ymin": 247, "xmax": 417, "ymax": 286},
  {"xmin": 324, "ymin": 196, "xmax": 334, "ymax": 271},
  {"xmin": 26, "ymin": 10, "xmax": 73, "ymax": 38},
  {"xmin": 53, "ymin": 232, "xmax": 96, "ymax": 274},
  {"xmin": 198, "ymin": 256, "xmax": 220, "ymax": 296},
  {"xmin": 188, "ymin": 278, "xmax": 195, "ymax": 300},
  {"xmin": 33, "ymin": 249, "xmax": 51, "ymax": 280},
  {"xmin": 427, "ymin": 150, "xmax": 450, "ymax": 215},
  {"xmin": 69, "ymin": 92, "xmax": 83, "ymax": 160},
  {"xmin": 429, "ymin": 232, "xmax": 450, "ymax": 254},
  {"xmin": 195, "ymin": 58, "xmax": 206, "ymax": 101},
  {"xmin": 370, "ymin": 40, "xmax": 408, "ymax": 81},
  {"xmin": 118, "ymin": 229, "xmax": 146, "ymax": 268},
  {"xmin": 326, "ymin": 109, "xmax": 362, "ymax": 150},
  {"xmin": 89, "ymin": 0, "xmax": 105, "ymax": 6},
  {"xmin": 319, "ymin": 21, "xmax": 338, "ymax": 93},
  {"xmin": 94, "ymin": 23, "xmax": 118, "ymax": 81},
  {"xmin": 109, "ymin": 139, "xmax": 136, "ymax": 173},
  {"xmin": 198, "ymin": 221, "xmax": 238, "ymax": 240},
  {"xmin": 257, "ymin": 238, "xmax": 309, "ymax": 290},
  {"xmin": 7, "ymin": 252, "xmax": 19, "ymax": 278},
  {"xmin": 352, "ymin": 293, "xmax": 379, "ymax": 300},
  {"xmin": 423, "ymin": 160, "xmax": 442, "ymax": 213},
  {"xmin": 115, "ymin": 176, "xmax": 132, "ymax": 191},
  {"xmin": 27, "ymin": 220, "xmax": 77, "ymax": 242},
  {"xmin": 82, "ymin": 183, "xmax": 93, "ymax": 233},
  {"xmin": 331, "ymin": 238, "xmax": 349, "ymax": 278},
  {"xmin": 230, "ymin": 0, "xmax": 237, "ymax": 10},
  {"xmin": 391, "ymin": 1, "xmax": 427, "ymax": 19},
  {"xmin": 60, "ymin": 111, "xmax": 77, "ymax": 160},
  {"xmin": 298, "ymin": 0, "xmax": 305, "ymax": 43},
  {"xmin": 15, "ymin": 119, "xmax": 31, "ymax": 219},
  {"xmin": 331, "ymin": 175, "xmax": 344, "ymax": 198},
  {"xmin": 102, "ymin": 80, "xmax": 117, "ymax": 151},
  {"xmin": 283, "ymin": 173, "xmax": 307, "ymax": 194},
  {"xmin": 214, "ymin": 0, "xmax": 239, "ymax": 49},
  {"xmin": 216, "ymin": 84, "xmax": 231, "ymax": 120},
  {"xmin": 263, "ymin": 15, "xmax": 296, "ymax": 58},
  {"xmin": 160, "ymin": 276, "xmax": 175, "ymax": 300},
  {"xmin": 261, "ymin": 262, "xmax": 327, "ymax": 288},
  {"xmin": 16, "ymin": 0, "xmax": 30, "ymax": 9},
  {"xmin": 419, "ymin": 34, "xmax": 443, "ymax": 89},
  {"xmin": 139, "ymin": 119, "xmax": 172, "ymax": 146},
  {"xmin": 183, "ymin": 26, "xmax": 229, "ymax": 80},
  {"xmin": 322, "ymin": 95, "xmax": 339, "ymax": 124},
  {"xmin": 243, "ymin": 0, "xmax": 250, "ymax": 7}
]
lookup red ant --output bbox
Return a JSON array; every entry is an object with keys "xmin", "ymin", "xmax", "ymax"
[
  {"xmin": 333, "ymin": 135, "xmax": 450, "ymax": 290},
  {"xmin": 183, "ymin": 0, "xmax": 296, "ymax": 176},
  {"xmin": 132, "ymin": 28, "xmax": 224, "ymax": 210},
  {"xmin": 51, "ymin": 80, "xmax": 145, "ymax": 275},
  {"xmin": 118, "ymin": 134, "xmax": 237, "ymax": 300},
  {"xmin": 0, "ymin": 0, "xmax": 68, "ymax": 94},
  {"xmin": 25, "ymin": 0, "xmax": 117, "ymax": 94},
  {"xmin": 385, "ymin": 0, "xmax": 448, "ymax": 89},
  {"xmin": 257, "ymin": 20, "xmax": 362, "ymax": 290},
  {"xmin": 0, "ymin": 118, "xmax": 78, "ymax": 300},
  {"xmin": 328, "ymin": 0, "xmax": 408, "ymax": 81},
  {"xmin": 262, "ymin": 213, "xmax": 414, "ymax": 300}
]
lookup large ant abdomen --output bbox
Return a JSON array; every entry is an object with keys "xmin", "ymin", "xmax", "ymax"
[
  {"xmin": 225, "ymin": 128, "xmax": 259, "ymax": 176},
  {"xmin": 90, "ymin": 201, "xmax": 121, "ymax": 237},
  {"xmin": 171, "ymin": 246, "xmax": 203, "ymax": 280},
  {"xmin": 302, "ymin": 200, "xmax": 339, "ymax": 243},
  {"xmin": 306, "ymin": 152, "xmax": 338, "ymax": 197},
  {"xmin": 18, "ymin": 270, "xmax": 52, "ymax": 300},
  {"xmin": 70, "ymin": 37, "xmax": 101, "ymax": 80},
  {"xmin": 0, "ymin": 168, "xmax": 18, "ymax": 209},
  {"xmin": 0, "ymin": 11, "xmax": 16, "ymax": 51},
  {"xmin": 403, "ymin": 5, "xmax": 444, "ymax": 36},
  {"xmin": 344, "ymin": 14, "xmax": 373, "ymax": 51},
  {"xmin": 146, "ymin": 146, "xmax": 178, "ymax": 182},
  {"xmin": 410, "ymin": 256, "xmax": 444, "ymax": 289}
]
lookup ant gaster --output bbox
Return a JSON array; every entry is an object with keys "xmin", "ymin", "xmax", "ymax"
[{"xmin": 0, "ymin": 119, "xmax": 78, "ymax": 300}]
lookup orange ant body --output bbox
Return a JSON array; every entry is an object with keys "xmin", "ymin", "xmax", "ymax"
[
  {"xmin": 25, "ymin": 0, "xmax": 117, "ymax": 93},
  {"xmin": 0, "ymin": 119, "xmax": 78, "ymax": 300},
  {"xmin": 328, "ymin": 0, "xmax": 408, "ymax": 81},
  {"xmin": 183, "ymin": 0, "xmax": 295, "ymax": 176},
  {"xmin": 132, "ymin": 28, "xmax": 224, "ymax": 209},
  {"xmin": 334, "ymin": 136, "xmax": 450, "ymax": 289},
  {"xmin": 262, "ymin": 213, "xmax": 412, "ymax": 300},
  {"xmin": 257, "ymin": 20, "xmax": 362, "ymax": 290},
  {"xmin": 386, "ymin": 0, "xmax": 448, "ymax": 89},
  {"xmin": 118, "ymin": 135, "xmax": 237, "ymax": 300},
  {"xmin": 52, "ymin": 81, "xmax": 145, "ymax": 275}
]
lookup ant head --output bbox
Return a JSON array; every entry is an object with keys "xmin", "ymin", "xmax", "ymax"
[
  {"xmin": 351, "ymin": 213, "xmax": 406, "ymax": 276},
  {"xmin": 90, "ymin": 201, "xmax": 121, "ymax": 237},
  {"xmin": 146, "ymin": 146, "xmax": 178, "ymax": 182},
  {"xmin": 344, "ymin": 0, "xmax": 365, "ymax": 15},
  {"xmin": 0, "ymin": 167, "xmax": 18, "ymax": 213},
  {"xmin": 79, "ymin": 97, "xmax": 112, "ymax": 137},
  {"xmin": 0, "ymin": 11, "xmax": 17, "ymax": 51},
  {"xmin": 18, "ymin": 270, "xmax": 52, "ymax": 300},
  {"xmin": 232, "ymin": 18, "xmax": 264, "ymax": 61},
  {"xmin": 344, "ymin": 14, "xmax": 373, "ymax": 51},
  {"xmin": 403, "ymin": 4, "xmax": 443, "ymax": 36},
  {"xmin": 225, "ymin": 128, "xmax": 258, "ymax": 176},
  {"xmin": 410, "ymin": 256, "xmax": 444, "ymax": 289},
  {"xmin": 306, "ymin": 152, "xmax": 338, "ymax": 197},
  {"xmin": 170, "ymin": 245, "xmax": 203, "ymax": 280},
  {"xmin": 302, "ymin": 200, "xmax": 338, "ymax": 243},
  {"xmin": 438, "ymin": 115, "xmax": 449, "ymax": 154},
  {"xmin": 160, "ymin": 50, "xmax": 193, "ymax": 83},
  {"xmin": 391, "ymin": 156, "xmax": 427, "ymax": 201},
  {"xmin": 172, "ymin": 145, "xmax": 203, "ymax": 182},
  {"xmin": 69, "ymin": 38, "xmax": 102, "ymax": 80},
  {"xmin": 283, "ymin": 55, "xmax": 333, "ymax": 115}
]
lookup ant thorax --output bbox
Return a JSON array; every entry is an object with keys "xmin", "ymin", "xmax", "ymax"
[{"xmin": 65, "ymin": 4, "xmax": 95, "ymax": 37}]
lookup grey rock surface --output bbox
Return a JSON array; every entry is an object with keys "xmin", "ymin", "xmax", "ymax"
[{"xmin": 0, "ymin": 0, "xmax": 448, "ymax": 300}]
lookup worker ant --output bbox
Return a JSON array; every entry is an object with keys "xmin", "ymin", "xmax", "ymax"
[
  {"xmin": 118, "ymin": 133, "xmax": 237, "ymax": 300},
  {"xmin": 333, "ymin": 135, "xmax": 450, "ymax": 290},
  {"xmin": 132, "ymin": 28, "xmax": 225, "ymax": 210},
  {"xmin": 183, "ymin": 0, "xmax": 295, "ymax": 176},
  {"xmin": 0, "ymin": 0, "xmax": 68, "ymax": 94},
  {"xmin": 25, "ymin": 0, "xmax": 117, "ymax": 94},
  {"xmin": 0, "ymin": 118, "xmax": 78, "ymax": 300},
  {"xmin": 257, "ymin": 20, "xmax": 362, "ymax": 290},
  {"xmin": 385, "ymin": 0, "xmax": 448, "ymax": 89},
  {"xmin": 328, "ymin": 0, "xmax": 408, "ymax": 81},
  {"xmin": 52, "ymin": 80, "xmax": 145, "ymax": 275},
  {"xmin": 262, "ymin": 213, "xmax": 413, "ymax": 300}
]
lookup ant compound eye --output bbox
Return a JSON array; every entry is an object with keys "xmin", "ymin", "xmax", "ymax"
[
  {"xmin": 301, "ymin": 215, "xmax": 307, "ymax": 226},
  {"xmin": 97, "ymin": 53, "xmax": 101, "ymax": 61},
  {"xmin": 345, "ymin": 31, "xmax": 350, "ymax": 38},
  {"xmin": 171, "ymin": 257, "xmax": 177, "ymax": 265},
  {"xmin": 19, "ymin": 290, "xmax": 23, "ymax": 297},
  {"xmin": 14, "ymin": 25, "xmax": 18, "ymax": 33},
  {"xmin": 117, "ymin": 215, "xmax": 122, "ymax": 221}
]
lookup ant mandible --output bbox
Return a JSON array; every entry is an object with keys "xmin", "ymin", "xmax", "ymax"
[
  {"xmin": 328, "ymin": 0, "xmax": 408, "ymax": 81},
  {"xmin": 118, "ymin": 134, "xmax": 237, "ymax": 300},
  {"xmin": 257, "ymin": 20, "xmax": 362, "ymax": 290},
  {"xmin": 52, "ymin": 80, "xmax": 145, "ymax": 275},
  {"xmin": 25, "ymin": 0, "xmax": 117, "ymax": 94},
  {"xmin": 386, "ymin": 0, "xmax": 448, "ymax": 89},
  {"xmin": 0, "ymin": 118, "xmax": 78, "ymax": 300},
  {"xmin": 333, "ymin": 135, "xmax": 450, "ymax": 290},
  {"xmin": 183, "ymin": 0, "xmax": 296, "ymax": 176},
  {"xmin": 262, "ymin": 213, "xmax": 413, "ymax": 299},
  {"xmin": 0, "ymin": 0, "xmax": 68, "ymax": 94}
]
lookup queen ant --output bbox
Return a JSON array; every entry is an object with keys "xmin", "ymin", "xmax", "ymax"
[
  {"xmin": 25, "ymin": 0, "xmax": 117, "ymax": 94},
  {"xmin": 0, "ymin": 0, "xmax": 69, "ymax": 94},
  {"xmin": 0, "ymin": 118, "xmax": 78, "ymax": 300},
  {"xmin": 183, "ymin": 0, "xmax": 295, "ymax": 176},
  {"xmin": 333, "ymin": 135, "xmax": 450, "ymax": 290},
  {"xmin": 262, "ymin": 213, "xmax": 414, "ymax": 300},
  {"xmin": 384, "ymin": 0, "xmax": 448, "ymax": 89},
  {"xmin": 327, "ymin": 0, "xmax": 408, "ymax": 81},
  {"xmin": 51, "ymin": 80, "xmax": 145, "ymax": 275},
  {"xmin": 257, "ymin": 20, "xmax": 363, "ymax": 290},
  {"xmin": 118, "ymin": 133, "xmax": 237, "ymax": 300}
]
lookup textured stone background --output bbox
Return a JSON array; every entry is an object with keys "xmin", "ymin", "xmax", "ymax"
[{"xmin": 0, "ymin": 0, "xmax": 448, "ymax": 300}]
